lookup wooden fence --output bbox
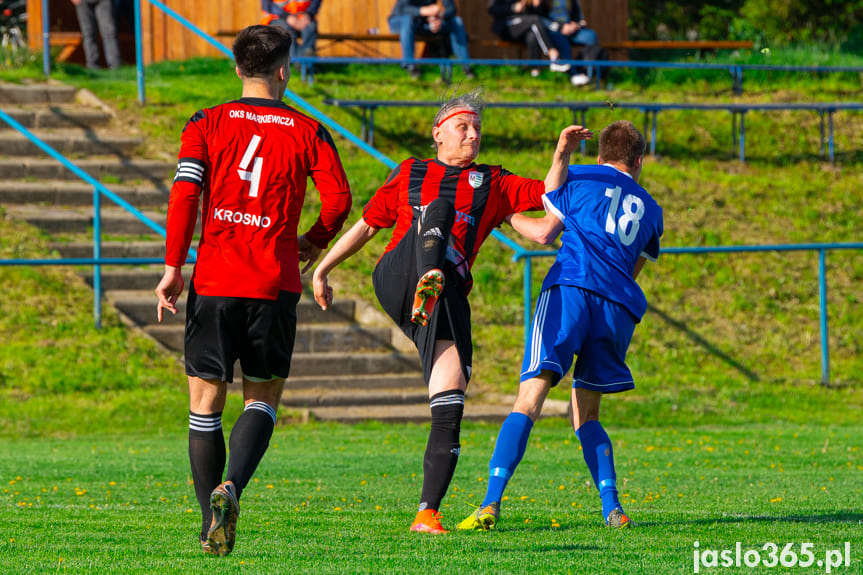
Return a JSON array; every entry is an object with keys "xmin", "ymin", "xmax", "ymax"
[{"xmin": 27, "ymin": 0, "xmax": 629, "ymax": 65}]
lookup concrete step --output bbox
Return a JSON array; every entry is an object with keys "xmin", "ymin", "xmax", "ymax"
[
  {"xmin": 181, "ymin": 352, "xmax": 421, "ymax": 380},
  {"xmin": 83, "ymin": 267, "xmax": 315, "ymax": 294},
  {"xmin": 86, "ymin": 268, "xmax": 314, "ymax": 293},
  {"xmin": 0, "ymin": 129, "xmax": 142, "ymax": 156},
  {"xmin": 0, "ymin": 181, "xmax": 169, "ymax": 206},
  {"xmin": 281, "ymin": 387, "xmax": 429, "ymax": 407},
  {"xmin": 284, "ymin": 373, "xmax": 426, "ymax": 391},
  {"xmin": 89, "ymin": 270, "xmax": 174, "ymax": 292},
  {"xmin": 144, "ymin": 321, "xmax": 395, "ymax": 354},
  {"xmin": 0, "ymin": 159, "xmax": 174, "ymax": 183},
  {"xmin": 7, "ymin": 205, "xmax": 169, "ymax": 235},
  {"xmin": 114, "ymin": 292, "xmax": 356, "ymax": 329},
  {"xmin": 0, "ymin": 82, "xmax": 76, "ymax": 105},
  {"xmin": 52, "ymin": 241, "xmax": 165, "ymax": 259},
  {"xmin": 306, "ymin": 398, "xmax": 569, "ymax": 423},
  {"xmin": 289, "ymin": 351, "xmax": 421, "ymax": 378},
  {"xmin": 0, "ymin": 106, "xmax": 113, "ymax": 129}
]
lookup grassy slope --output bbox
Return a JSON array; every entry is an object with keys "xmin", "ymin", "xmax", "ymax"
[{"xmin": 1, "ymin": 49, "xmax": 862, "ymax": 436}]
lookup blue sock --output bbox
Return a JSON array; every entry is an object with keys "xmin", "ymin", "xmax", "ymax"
[
  {"xmin": 482, "ymin": 412, "xmax": 533, "ymax": 506},
  {"xmin": 576, "ymin": 420, "xmax": 620, "ymax": 522}
]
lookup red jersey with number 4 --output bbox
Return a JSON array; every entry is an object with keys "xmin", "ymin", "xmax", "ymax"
[
  {"xmin": 166, "ymin": 97, "xmax": 351, "ymax": 300},
  {"xmin": 362, "ymin": 157, "xmax": 545, "ymax": 291}
]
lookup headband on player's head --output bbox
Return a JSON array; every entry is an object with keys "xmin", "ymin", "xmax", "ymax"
[{"xmin": 434, "ymin": 110, "xmax": 478, "ymax": 128}]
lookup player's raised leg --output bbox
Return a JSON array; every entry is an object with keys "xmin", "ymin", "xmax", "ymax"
[{"xmin": 411, "ymin": 198, "xmax": 454, "ymax": 327}]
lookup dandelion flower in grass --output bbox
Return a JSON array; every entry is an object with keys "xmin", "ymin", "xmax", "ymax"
[
  {"xmin": 770, "ymin": 497, "xmax": 782, "ymax": 503},
  {"xmin": 266, "ymin": 484, "xmax": 274, "ymax": 489}
]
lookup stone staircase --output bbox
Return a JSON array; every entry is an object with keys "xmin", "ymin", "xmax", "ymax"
[{"xmin": 1, "ymin": 81, "xmax": 564, "ymax": 422}]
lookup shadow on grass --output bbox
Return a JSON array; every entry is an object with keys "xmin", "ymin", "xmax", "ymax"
[{"xmin": 647, "ymin": 304, "xmax": 761, "ymax": 382}]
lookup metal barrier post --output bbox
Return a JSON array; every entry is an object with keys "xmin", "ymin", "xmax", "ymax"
[
  {"xmin": 41, "ymin": 0, "xmax": 50, "ymax": 76},
  {"xmin": 93, "ymin": 187, "xmax": 102, "ymax": 329},
  {"xmin": 818, "ymin": 249, "xmax": 830, "ymax": 385},
  {"xmin": 135, "ymin": 0, "xmax": 145, "ymax": 105}
]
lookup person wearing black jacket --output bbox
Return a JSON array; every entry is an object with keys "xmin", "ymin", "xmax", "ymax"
[{"xmin": 487, "ymin": 0, "xmax": 565, "ymax": 76}]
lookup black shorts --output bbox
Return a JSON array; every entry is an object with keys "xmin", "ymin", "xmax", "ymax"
[
  {"xmin": 184, "ymin": 283, "xmax": 300, "ymax": 383},
  {"xmin": 372, "ymin": 228, "xmax": 473, "ymax": 385}
]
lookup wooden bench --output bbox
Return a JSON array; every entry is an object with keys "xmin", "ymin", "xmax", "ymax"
[
  {"xmin": 605, "ymin": 40, "xmax": 753, "ymax": 51},
  {"xmin": 48, "ymin": 31, "xmax": 84, "ymax": 63},
  {"xmin": 481, "ymin": 39, "xmax": 753, "ymax": 57},
  {"xmin": 216, "ymin": 30, "xmax": 446, "ymax": 58},
  {"xmin": 46, "ymin": 31, "xmax": 140, "ymax": 63},
  {"xmin": 322, "ymin": 97, "xmax": 861, "ymax": 163}
]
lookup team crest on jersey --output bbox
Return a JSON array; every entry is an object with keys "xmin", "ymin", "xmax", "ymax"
[{"xmin": 468, "ymin": 171, "xmax": 483, "ymax": 188}]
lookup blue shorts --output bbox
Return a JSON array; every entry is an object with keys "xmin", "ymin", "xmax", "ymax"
[{"xmin": 520, "ymin": 285, "xmax": 636, "ymax": 393}]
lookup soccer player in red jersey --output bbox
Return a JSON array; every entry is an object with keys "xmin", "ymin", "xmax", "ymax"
[
  {"xmin": 154, "ymin": 25, "xmax": 351, "ymax": 556},
  {"xmin": 312, "ymin": 89, "xmax": 590, "ymax": 534}
]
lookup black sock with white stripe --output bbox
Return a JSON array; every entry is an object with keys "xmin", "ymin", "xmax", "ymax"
[
  {"xmin": 418, "ymin": 389, "xmax": 465, "ymax": 511},
  {"xmin": 225, "ymin": 401, "xmax": 277, "ymax": 500},
  {"xmin": 188, "ymin": 411, "xmax": 225, "ymax": 541}
]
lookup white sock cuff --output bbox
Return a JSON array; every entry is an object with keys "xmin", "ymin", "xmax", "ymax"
[
  {"xmin": 245, "ymin": 401, "xmax": 277, "ymax": 424},
  {"xmin": 189, "ymin": 412, "xmax": 222, "ymax": 433}
]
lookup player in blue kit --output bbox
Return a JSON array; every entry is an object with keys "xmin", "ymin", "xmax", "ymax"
[{"xmin": 458, "ymin": 120, "xmax": 663, "ymax": 531}]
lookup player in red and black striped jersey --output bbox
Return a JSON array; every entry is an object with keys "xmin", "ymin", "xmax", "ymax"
[
  {"xmin": 155, "ymin": 25, "xmax": 351, "ymax": 556},
  {"xmin": 312, "ymin": 89, "xmax": 591, "ymax": 534}
]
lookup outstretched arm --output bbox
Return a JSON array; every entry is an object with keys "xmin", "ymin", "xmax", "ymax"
[
  {"xmin": 312, "ymin": 218, "xmax": 380, "ymax": 310},
  {"xmin": 544, "ymin": 125, "xmax": 593, "ymax": 192},
  {"xmin": 505, "ymin": 211, "xmax": 563, "ymax": 245}
]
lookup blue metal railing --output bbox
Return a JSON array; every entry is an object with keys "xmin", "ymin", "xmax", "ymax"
[
  {"xmin": 0, "ymin": 107, "xmax": 196, "ymax": 328},
  {"xmin": 510, "ymin": 242, "xmax": 863, "ymax": 386}
]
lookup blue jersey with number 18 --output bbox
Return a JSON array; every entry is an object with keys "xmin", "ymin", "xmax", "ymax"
[{"xmin": 540, "ymin": 164, "xmax": 663, "ymax": 322}]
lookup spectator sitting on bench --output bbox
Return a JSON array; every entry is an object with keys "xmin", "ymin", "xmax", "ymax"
[
  {"xmin": 488, "ymin": 0, "xmax": 567, "ymax": 78},
  {"xmin": 545, "ymin": 0, "xmax": 605, "ymax": 86},
  {"xmin": 261, "ymin": 0, "xmax": 321, "ymax": 58},
  {"xmin": 388, "ymin": 0, "xmax": 475, "ymax": 80}
]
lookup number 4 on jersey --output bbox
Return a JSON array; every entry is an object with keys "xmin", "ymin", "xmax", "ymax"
[
  {"xmin": 605, "ymin": 185, "xmax": 645, "ymax": 246},
  {"xmin": 238, "ymin": 135, "xmax": 263, "ymax": 198}
]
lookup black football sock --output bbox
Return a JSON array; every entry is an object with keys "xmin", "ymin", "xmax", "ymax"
[
  {"xmin": 188, "ymin": 411, "xmax": 225, "ymax": 541},
  {"xmin": 225, "ymin": 401, "xmax": 277, "ymax": 501},
  {"xmin": 418, "ymin": 389, "xmax": 465, "ymax": 512},
  {"xmin": 417, "ymin": 198, "xmax": 455, "ymax": 276}
]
